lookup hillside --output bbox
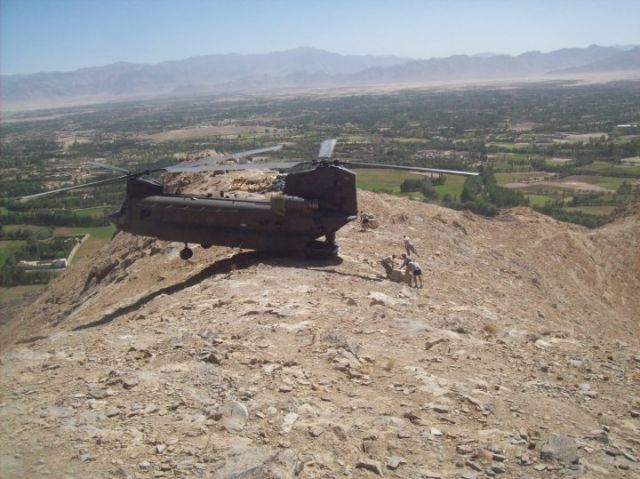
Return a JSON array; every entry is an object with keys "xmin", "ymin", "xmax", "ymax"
[{"xmin": 1, "ymin": 175, "xmax": 639, "ymax": 478}]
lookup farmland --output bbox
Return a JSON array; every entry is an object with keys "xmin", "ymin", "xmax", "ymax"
[{"xmin": 1, "ymin": 80, "xmax": 640, "ymax": 298}]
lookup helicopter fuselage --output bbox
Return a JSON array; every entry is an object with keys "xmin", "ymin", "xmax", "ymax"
[
  {"xmin": 109, "ymin": 165, "xmax": 359, "ymax": 255},
  {"xmin": 22, "ymin": 139, "xmax": 476, "ymax": 259}
]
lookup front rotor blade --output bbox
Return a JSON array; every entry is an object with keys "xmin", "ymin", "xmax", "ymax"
[
  {"xmin": 163, "ymin": 144, "xmax": 283, "ymax": 172},
  {"xmin": 87, "ymin": 161, "xmax": 130, "ymax": 174},
  {"xmin": 163, "ymin": 161, "xmax": 303, "ymax": 173},
  {"xmin": 345, "ymin": 161, "xmax": 479, "ymax": 177},
  {"xmin": 19, "ymin": 175, "xmax": 129, "ymax": 201}
]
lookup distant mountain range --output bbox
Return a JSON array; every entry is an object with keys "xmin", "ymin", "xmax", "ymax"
[
  {"xmin": 346, "ymin": 45, "xmax": 640, "ymax": 83},
  {"xmin": 2, "ymin": 45, "xmax": 640, "ymax": 108},
  {"xmin": 552, "ymin": 47, "xmax": 640, "ymax": 73}
]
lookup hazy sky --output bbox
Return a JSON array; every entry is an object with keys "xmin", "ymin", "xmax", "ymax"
[{"xmin": 2, "ymin": 0, "xmax": 639, "ymax": 74}]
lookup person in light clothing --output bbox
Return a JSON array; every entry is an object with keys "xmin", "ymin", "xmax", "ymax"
[{"xmin": 403, "ymin": 235, "xmax": 418, "ymax": 256}]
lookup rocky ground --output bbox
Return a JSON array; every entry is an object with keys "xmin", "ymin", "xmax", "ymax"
[{"xmin": 1, "ymin": 173, "xmax": 639, "ymax": 479}]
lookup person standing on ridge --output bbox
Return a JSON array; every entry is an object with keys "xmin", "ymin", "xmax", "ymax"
[{"xmin": 403, "ymin": 235, "xmax": 418, "ymax": 257}]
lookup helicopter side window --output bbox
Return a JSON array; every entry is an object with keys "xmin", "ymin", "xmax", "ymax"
[{"xmin": 140, "ymin": 209, "xmax": 151, "ymax": 220}]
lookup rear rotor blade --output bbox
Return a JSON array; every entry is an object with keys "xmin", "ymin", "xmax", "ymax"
[
  {"xmin": 163, "ymin": 144, "xmax": 283, "ymax": 173},
  {"xmin": 318, "ymin": 139, "xmax": 337, "ymax": 159},
  {"xmin": 87, "ymin": 161, "xmax": 130, "ymax": 174},
  {"xmin": 19, "ymin": 175, "xmax": 129, "ymax": 201},
  {"xmin": 345, "ymin": 161, "xmax": 479, "ymax": 177}
]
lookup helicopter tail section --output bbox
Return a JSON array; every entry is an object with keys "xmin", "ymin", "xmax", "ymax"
[{"xmin": 283, "ymin": 165, "xmax": 358, "ymax": 216}]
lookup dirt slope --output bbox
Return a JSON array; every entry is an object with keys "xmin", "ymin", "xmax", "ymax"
[{"xmin": 1, "ymin": 178, "xmax": 639, "ymax": 479}]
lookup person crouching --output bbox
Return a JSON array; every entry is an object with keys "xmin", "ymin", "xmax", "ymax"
[{"xmin": 406, "ymin": 259, "xmax": 423, "ymax": 288}]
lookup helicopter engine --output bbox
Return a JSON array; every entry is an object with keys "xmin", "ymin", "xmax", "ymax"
[{"xmin": 126, "ymin": 177, "xmax": 163, "ymax": 197}]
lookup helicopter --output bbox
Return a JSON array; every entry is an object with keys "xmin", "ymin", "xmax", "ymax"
[{"xmin": 21, "ymin": 140, "xmax": 478, "ymax": 259}]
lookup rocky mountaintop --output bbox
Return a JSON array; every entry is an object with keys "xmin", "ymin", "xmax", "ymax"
[{"xmin": 1, "ymin": 173, "xmax": 639, "ymax": 478}]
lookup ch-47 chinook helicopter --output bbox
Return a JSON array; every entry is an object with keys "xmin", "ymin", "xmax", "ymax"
[{"xmin": 22, "ymin": 140, "xmax": 478, "ymax": 259}]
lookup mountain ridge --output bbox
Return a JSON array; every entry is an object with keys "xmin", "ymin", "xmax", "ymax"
[
  {"xmin": 551, "ymin": 47, "xmax": 640, "ymax": 74},
  {"xmin": 2, "ymin": 45, "xmax": 640, "ymax": 108}
]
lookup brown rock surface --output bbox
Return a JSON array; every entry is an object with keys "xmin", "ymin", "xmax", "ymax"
[{"xmin": 1, "ymin": 178, "xmax": 639, "ymax": 478}]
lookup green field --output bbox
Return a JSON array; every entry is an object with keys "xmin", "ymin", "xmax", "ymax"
[
  {"xmin": 495, "ymin": 171, "xmax": 550, "ymax": 184},
  {"xmin": 3, "ymin": 224, "xmax": 53, "ymax": 234},
  {"xmin": 73, "ymin": 206, "xmax": 112, "ymax": 218},
  {"xmin": 577, "ymin": 162, "xmax": 640, "ymax": 175},
  {"xmin": 0, "ymin": 225, "xmax": 115, "ymax": 267},
  {"xmin": 0, "ymin": 206, "xmax": 8, "ymax": 216},
  {"xmin": 55, "ymin": 225, "xmax": 115, "ymax": 260},
  {"xmin": 525, "ymin": 194, "xmax": 554, "ymax": 207},
  {"xmin": 54, "ymin": 225, "xmax": 115, "ymax": 239},
  {"xmin": 567, "ymin": 175, "xmax": 631, "ymax": 190},
  {"xmin": 391, "ymin": 137, "xmax": 429, "ymax": 144},
  {"xmin": 356, "ymin": 169, "xmax": 425, "ymax": 193},
  {"xmin": 496, "ymin": 172, "xmax": 633, "ymax": 193},
  {"xmin": 345, "ymin": 134, "xmax": 377, "ymax": 143},
  {"xmin": 434, "ymin": 175, "xmax": 465, "ymax": 198},
  {"xmin": 498, "ymin": 152, "xmax": 532, "ymax": 162},
  {"xmin": 356, "ymin": 169, "xmax": 466, "ymax": 199},
  {"xmin": 523, "ymin": 195, "xmax": 614, "ymax": 214},
  {"xmin": 545, "ymin": 159, "xmax": 575, "ymax": 167},
  {"xmin": 488, "ymin": 142, "xmax": 519, "ymax": 150},
  {"xmin": 0, "ymin": 240, "xmax": 23, "ymax": 265}
]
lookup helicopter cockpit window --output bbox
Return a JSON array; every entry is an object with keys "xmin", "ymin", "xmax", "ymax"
[{"xmin": 140, "ymin": 209, "xmax": 151, "ymax": 220}]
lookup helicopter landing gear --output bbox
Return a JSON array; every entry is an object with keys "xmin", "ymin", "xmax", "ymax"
[
  {"xmin": 325, "ymin": 232, "xmax": 336, "ymax": 245},
  {"xmin": 180, "ymin": 244, "xmax": 193, "ymax": 260},
  {"xmin": 201, "ymin": 243, "xmax": 212, "ymax": 249},
  {"xmin": 303, "ymin": 240, "xmax": 339, "ymax": 258}
]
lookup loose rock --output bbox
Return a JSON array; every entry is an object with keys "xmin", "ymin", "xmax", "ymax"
[
  {"xmin": 540, "ymin": 436, "xmax": 579, "ymax": 464},
  {"xmin": 356, "ymin": 459, "xmax": 384, "ymax": 476},
  {"xmin": 386, "ymin": 456, "xmax": 406, "ymax": 470}
]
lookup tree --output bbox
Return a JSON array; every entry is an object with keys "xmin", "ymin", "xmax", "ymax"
[
  {"xmin": 420, "ymin": 180, "xmax": 437, "ymax": 199},
  {"xmin": 461, "ymin": 176, "xmax": 482, "ymax": 202}
]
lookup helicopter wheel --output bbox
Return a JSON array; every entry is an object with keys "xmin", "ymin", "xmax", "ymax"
[
  {"xmin": 180, "ymin": 245, "xmax": 193, "ymax": 260},
  {"xmin": 303, "ymin": 240, "xmax": 339, "ymax": 258},
  {"xmin": 201, "ymin": 243, "xmax": 212, "ymax": 249},
  {"xmin": 325, "ymin": 232, "xmax": 336, "ymax": 245}
]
